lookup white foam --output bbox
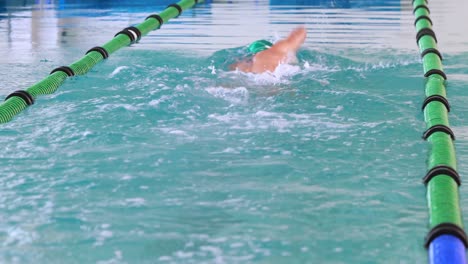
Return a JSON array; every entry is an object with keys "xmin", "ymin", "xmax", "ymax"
[
  {"xmin": 208, "ymin": 63, "xmax": 217, "ymax": 74},
  {"xmin": 94, "ymin": 229, "xmax": 113, "ymax": 246},
  {"xmin": 158, "ymin": 256, "xmax": 172, "ymax": 262},
  {"xmin": 254, "ymin": 110, "xmax": 276, "ymax": 117},
  {"xmin": 175, "ymin": 251, "xmax": 194, "ymax": 259},
  {"xmin": 149, "ymin": 95, "xmax": 172, "ymax": 107},
  {"xmin": 168, "ymin": 130, "xmax": 189, "ymax": 136},
  {"xmin": 120, "ymin": 175, "xmax": 133, "ymax": 181},
  {"xmin": 108, "ymin": 66, "xmax": 129, "ymax": 78},
  {"xmin": 205, "ymin": 86, "xmax": 249, "ymax": 105},
  {"xmin": 159, "ymin": 128, "xmax": 198, "ymax": 141},
  {"xmin": 124, "ymin": 198, "xmax": 146, "ymax": 207},
  {"xmin": 227, "ymin": 59, "xmax": 336, "ymax": 86},
  {"xmin": 302, "ymin": 61, "xmax": 340, "ymax": 72},
  {"xmin": 242, "ymin": 63, "xmax": 301, "ymax": 85},
  {"xmin": 3, "ymin": 227, "xmax": 36, "ymax": 246},
  {"xmin": 208, "ymin": 113, "xmax": 238, "ymax": 123},
  {"xmin": 230, "ymin": 242, "xmax": 244, "ymax": 248},
  {"xmin": 200, "ymin": 246, "xmax": 224, "ymax": 263}
]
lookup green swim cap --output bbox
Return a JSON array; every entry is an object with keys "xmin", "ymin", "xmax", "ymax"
[{"xmin": 248, "ymin": 40, "xmax": 273, "ymax": 54}]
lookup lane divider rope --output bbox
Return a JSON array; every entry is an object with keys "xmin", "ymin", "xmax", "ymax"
[
  {"xmin": 413, "ymin": 0, "xmax": 468, "ymax": 263},
  {"xmin": 0, "ymin": 0, "xmax": 203, "ymax": 123}
]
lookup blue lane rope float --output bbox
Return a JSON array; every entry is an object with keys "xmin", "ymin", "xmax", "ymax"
[
  {"xmin": 412, "ymin": 0, "xmax": 468, "ymax": 263},
  {"xmin": 0, "ymin": 0, "xmax": 203, "ymax": 123},
  {"xmin": 429, "ymin": 235, "xmax": 467, "ymax": 264}
]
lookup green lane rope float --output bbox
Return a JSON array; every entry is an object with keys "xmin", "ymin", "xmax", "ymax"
[
  {"xmin": 0, "ymin": 0, "xmax": 203, "ymax": 124},
  {"xmin": 412, "ymin": 0, "xmax": 468, "ymax": 262}
]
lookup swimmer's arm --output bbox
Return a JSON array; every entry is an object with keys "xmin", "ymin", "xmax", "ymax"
[{"xmin": 270, "ymin": 26, "xmax": 307, "ymax": 53}]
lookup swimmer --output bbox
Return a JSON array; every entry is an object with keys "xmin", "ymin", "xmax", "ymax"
[{"xmin": 229, "ymin": 26, "xmax": 307, "ymax": 73}]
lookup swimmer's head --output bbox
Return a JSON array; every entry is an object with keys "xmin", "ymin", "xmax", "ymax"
[{"xmin": 248, "ymin": 40, "xmax": 273, "ymax": 54}]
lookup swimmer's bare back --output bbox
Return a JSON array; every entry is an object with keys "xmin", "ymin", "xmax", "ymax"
[{"xmin": 230, "ymin": 27, "xmax": 307, "ymax": 73}]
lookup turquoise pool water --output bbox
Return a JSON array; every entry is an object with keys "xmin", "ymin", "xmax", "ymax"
[{"xmin": 1, "ymin": 0, "xmax": 468, "ymax": 263}]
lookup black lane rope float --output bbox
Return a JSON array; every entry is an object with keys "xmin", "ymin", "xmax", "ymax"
[
  {"xmin": 412, "ymin": 0, "xmax": 468, "ymax": 262},
  {"xmin": 0, "ymin": 0, "xmax": 203, "ymax": 124}
]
